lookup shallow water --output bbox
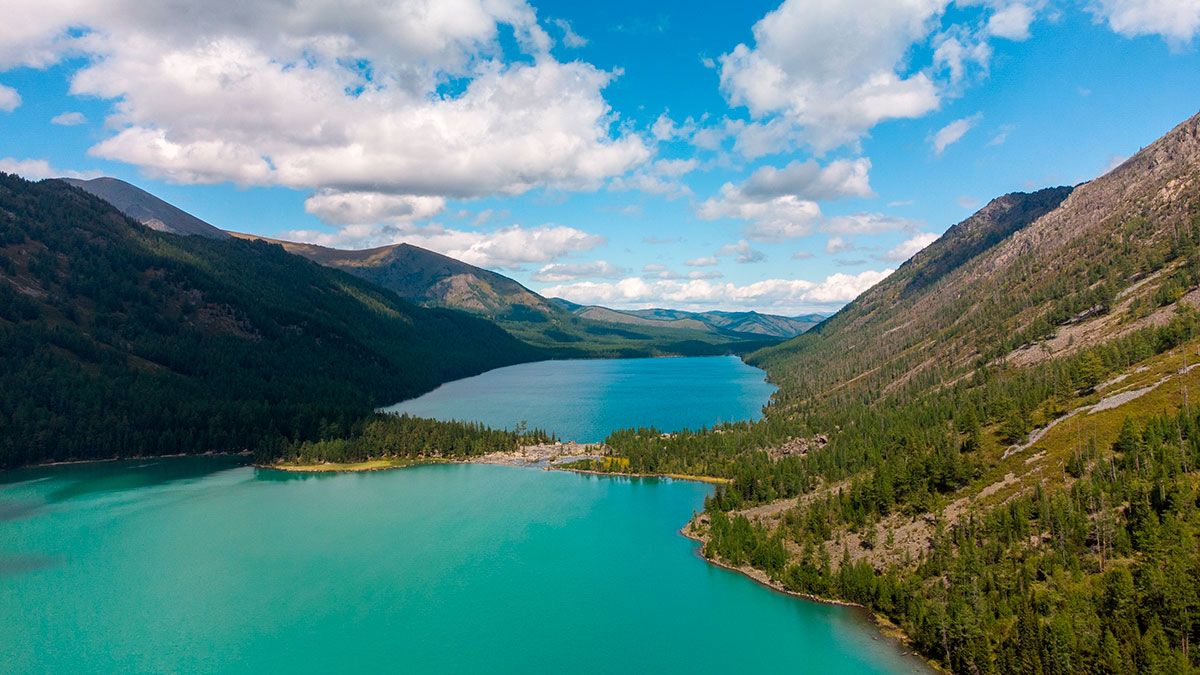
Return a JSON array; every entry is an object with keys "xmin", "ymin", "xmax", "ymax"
[
  {"xmin": 384, "ymin": 355, "xmax": 777, "ymax": 442},
  {"xmin": 0, "ymin": 459, "xmax": 926, "ymax": 673}
]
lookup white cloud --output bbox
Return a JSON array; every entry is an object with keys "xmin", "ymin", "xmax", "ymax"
[
  {"xmin": 541, "ymin": 269, "xmax": 893, "ymax": 313},
  {"xmin": 609, "ymin": 158, "xmax": 698, "ymax": 198},
  {"xmin": 988, "ymin": 3, "xmax": 1036, "ymax": 40},
  {"xmin": 822, "ymin": 212, "xmax": 923, "ymax": 235},
  {"xmin": 287, "ymin": 222, "xmax": 603, "ymax": 270},
  {"xmin": 988, "ymin": 124, "xmax": 1014, "ymax": 146},
  {"xmin": 0, "ymin": 1, "xmax": 647, "ymax": 219},
  {"xmin": 0, "ymin": 83, "xmax": 19, "ymax": 111},
  {"xmin": 718, "ymin": 0, "xmax": 947, "ymax": 150},
  {"xmin": 685, "ymin": 256, "xmax": 719, "ymax": 267},
  {"xmin": 932, "ymin": 31, "xmax": 991, "ymax": 85},
  {"xmin": 715, "ymin": 239, "xmax": 766, "ymax": 264},
  {"xmin": 50, "ymin": 111, "xmax": 86, "ymax": 125},
  {"xmin": 698, "ymin": 188, "xmax": 822, "ymax": 242},
  {"xmin": 826, "ymin": 236, "xmax": 856, "ymax": 254},
  {"xmin": 740, "ymin": 158, "xmax": 874, "ymax": 201},
  {"xmin": 931, "ymin": 114, "xmax": 981, "ymax": 155},
  {"xmin": 1088, "ymin": 0, "xmax": 1200, "ymax": 47},
  {"xmin": 532, "ymin": 260, "xmax": 624, "ymax": 282},
  {"xmin": 304, "ymin": 191, "xmax": 446, "ymax": 225},
  {"xmin": 880, "ymin": 232, "xmax": 939, "ymax": 261},
  {"xmin": 0, "ymin": 157, "xmax": 101, "ymax": 180},
  {"xmin": 957, "ymin": 195, "xmax": 980, "ymax": 209},
  {"xmin": 696, "ymin": 157, "xmax": 871, "ymax": 242},
  {"xmin": 550, "ymin": 18, "xmax": 588, "ymax": 48}
]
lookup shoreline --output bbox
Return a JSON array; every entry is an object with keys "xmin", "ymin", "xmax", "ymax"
[
  {"xmin": 13, "ymin": 448, "xmax": 937, "ymax": 670},
  {"xmin": 680, "ymin": 517, "xmax": 942, "ymax": 673},
  {"xmin": 19, "ymin": 450, "xmax": 252, "ymax": 470}
]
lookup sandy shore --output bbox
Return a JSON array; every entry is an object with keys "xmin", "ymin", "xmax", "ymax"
[{"xmin": 264, "ymin": 457, "xmax": 437, "ymax": 473}]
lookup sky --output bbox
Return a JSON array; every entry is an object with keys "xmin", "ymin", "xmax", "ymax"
[{"xmin": 1, "ymin": 1, "xmax": 1199, "ymax": 315}]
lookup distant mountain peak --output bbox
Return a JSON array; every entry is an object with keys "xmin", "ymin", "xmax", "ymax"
[{"xmin": 60, "ymin": 177, "xmax": 229, "ymax": 240}]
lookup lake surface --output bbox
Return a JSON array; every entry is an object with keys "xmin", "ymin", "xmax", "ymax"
[
  {"xmin": 385, "ymin": 356, "xmax": 777, "ymax": 442},
  {"xmin": 0, "ymin": 459, "xmax": 925, "ymax": 673}
]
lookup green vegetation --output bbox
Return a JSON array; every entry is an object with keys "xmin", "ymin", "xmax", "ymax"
[
  {"xmin": 0, "ymin": 173, "xmax": 541, "ymax": 468},
  {"xmin": 266, "ymin": 413, "xmax": 554, "ymax": 465},
  {"xmin": 589, "ymin": 114, "xmax": 1200, "ymax": 672}
]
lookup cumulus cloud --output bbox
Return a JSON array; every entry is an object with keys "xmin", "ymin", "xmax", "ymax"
[
  {"xmin": 1087, "ymin": 0, "xmax": 1200, "ymax": 47},
  {"xmin": 931, "ymin": 114, "xmax": 981, "ymax": 155},
  {"xmin": 987, "ymin": 3, "xmax": 1036, "ymax": 40},
  {"xmin": 609, "ymin": 158, "xmax": 698, "ymax": 198},
  {"xmin": 540, "ymin": 269, "xmax": 893, "ymax": 313},
  {"xmin": 304, "ymin": 191, "xmax": 446, "ymax": 225},
  {"xmin": 698, "ymin": 189, "xmax": 822, "ymax": 242},
  {"xmin": 532, "ymin": 260, "xmax": 624, "ymax": 282},
  {"xmin": 879, "ymin": 232, "xmax": 940, "ymax": 262},
  {"xmin": 0, "ymin": 157, "xmax": 101, "ymax": 180},
  {"xmin": 697, "ymin": 157, "xmax": 871, "ymax": 242},
  {"xmin": 50, "ymin": 111, "xmax": 86, "ymax": 125},
  {"xmin": 287, "ymin": 222, "xmax": 603, "ymax": 270},
  {"xmin": 826, "ymin": 236, "xmax": 856, "ymax": 254},
  {"xmin": 716, "ymin": 239, "xmax": 766, "ymax": 264},
  {"xmin": 0, "ymin": 83, "xmax": 19, "ymax": 111},
  {"xmin": 0, "ymin": 0, "xmax": 648, "ymax": 221},
  {"xmin": 740, "ymin": 158, "xmax": 874, "ymax": 201},
  {"xmin": 718, "ymin": 0, "xmax": 946, "ymax": 150},
  {"xmin": 685, "ymin": 256, "xmax": 719, "ymax": 267}
]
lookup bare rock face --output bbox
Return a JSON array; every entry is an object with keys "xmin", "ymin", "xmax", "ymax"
[
  {"xmin": 61, "ymin": 177, "xmax": 230, "ymax": 239},
  {"xmin": 768, "ymin": 435, "xmax": 829, "ymax": 460}
]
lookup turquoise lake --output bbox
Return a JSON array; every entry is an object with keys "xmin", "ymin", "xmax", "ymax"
[
  {"xmin": 0, "ymin": 459, "xmax": 926, "ymax": 673},
  {"xmin": 385, "ymin": 355, "xmax": 778, "ymax": 442}
]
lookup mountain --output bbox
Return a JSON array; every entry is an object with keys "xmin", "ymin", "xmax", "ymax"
[
  {"xmin": 61, "ymin": 177, "xmax": 230, "ymax": 239},
  {"xmin": 596, "ymin": 111, "xmax": 1200, "ymax": 672},
  {"xmin": 59, "ymin": 178, "xmax": 772, "ymax": 357},
  {"xmin": 627, "ymin": 308, "xmax": 823, "ymax": 339},
  {"xmin": 549, "ymin": 300, "xmax": 823, "ymax": 339},
  {"xmin": 0, "ymin": 173, "xmax": 541, "ymax": 468},
  {"xmin": 224, "ymin": 234, "xmax": 555, "ymax": 317}
]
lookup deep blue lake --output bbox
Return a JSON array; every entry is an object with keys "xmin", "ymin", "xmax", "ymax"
[{"xmin": 385, "ymin": 355, "xmax": 777, "ymax": 442}]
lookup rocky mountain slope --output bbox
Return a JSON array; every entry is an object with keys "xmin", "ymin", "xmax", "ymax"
[{"xmin": 598, "ymin": 110, "xmax": 1200, "ymax": 673}]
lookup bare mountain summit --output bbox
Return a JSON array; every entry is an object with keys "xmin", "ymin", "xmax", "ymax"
[{"xmin": 61, "ymin": 177, "xmax": 229, "ymax": 239}]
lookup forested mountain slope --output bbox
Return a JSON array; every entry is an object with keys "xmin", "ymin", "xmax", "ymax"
[
  {"xmin": 590, "ymin": 111, "xmax": 1200, "ymax": 672},
  {"xmin": 0, "ymin": 174, "xmax": 541, "ymax": 467},
  {"xmin": 226, "ymin": 234, "xmax": 555, "ymax": 317},
  {"xmin": 230, "ymin": 233, "xmax": 778, "ymax": 356}
]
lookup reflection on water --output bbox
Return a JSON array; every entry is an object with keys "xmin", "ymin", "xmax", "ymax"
[
  {"xmin": 0, "ymin": 554, "xmax": 60, "ymax": 577},
  {"xmin": 0, "ymin": 455, "xmax": 249, "ymax": 503}
]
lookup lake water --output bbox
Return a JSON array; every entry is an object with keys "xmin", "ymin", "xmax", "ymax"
[
  {"xmin": 0, "ymin": 459, "xmax": 924, "ymax": 673},
  {"xmin": 385, "ymin": 356, "xmax": 777, "ymax": 442}
]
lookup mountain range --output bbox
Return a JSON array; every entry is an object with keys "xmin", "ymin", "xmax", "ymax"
[{"xmin": 60, "ymin": 176, "xmax": 818, "ymax": 353}]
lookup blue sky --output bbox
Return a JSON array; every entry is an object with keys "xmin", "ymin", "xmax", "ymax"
[{"xmin": 1, "ymin": 0, "xmax": 1199, "ymax": 314}]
